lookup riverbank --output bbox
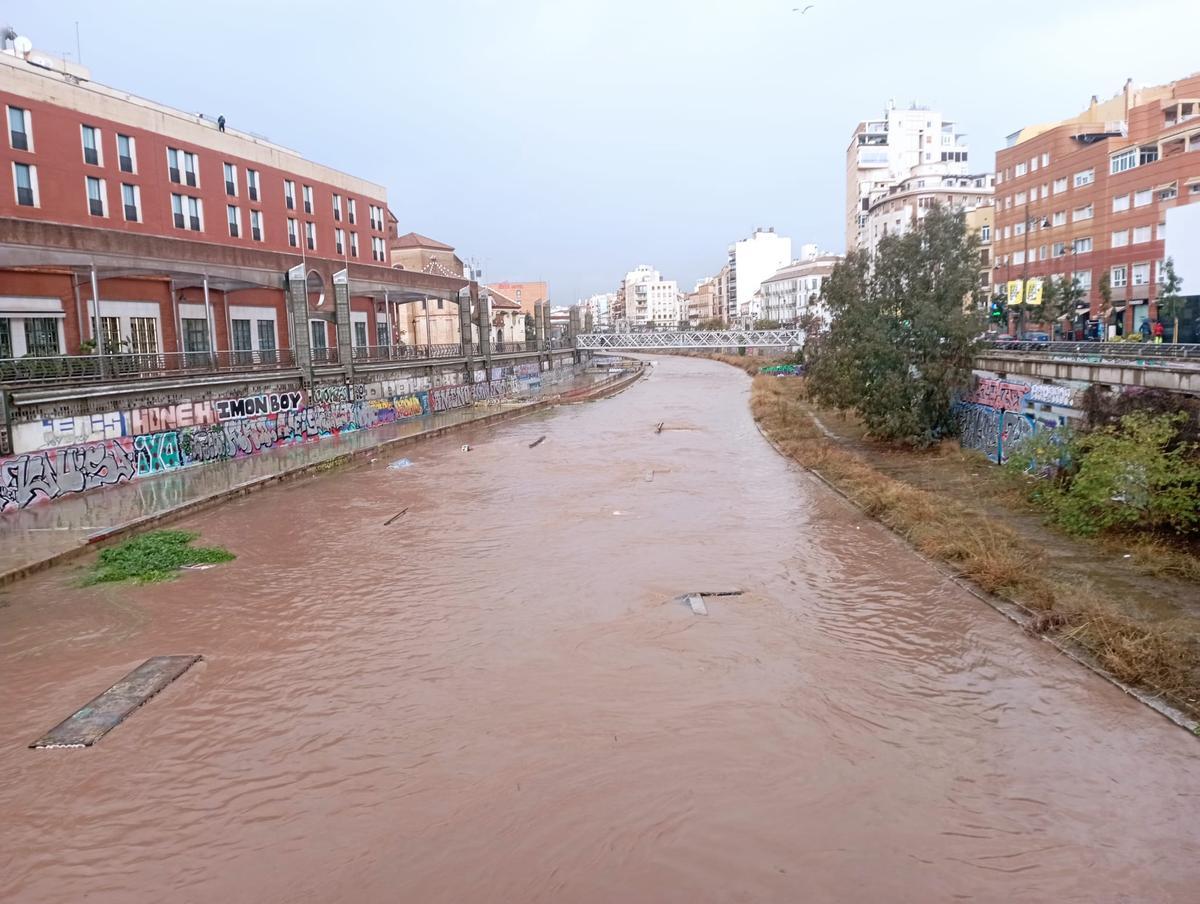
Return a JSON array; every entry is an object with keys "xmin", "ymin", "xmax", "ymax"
[
  {"xmin": 0, "ymin": 364, "xmax": 645, "ymax": 587},
  {"xmin": 748, "ymin": 371, "xmax": 1200, "ymax": 730}
]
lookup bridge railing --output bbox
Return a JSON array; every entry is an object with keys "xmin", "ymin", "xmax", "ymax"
[
  {"xmin": 983, "ymin": 340, "xmax": 1200, "ymax": 361},
  {"xmin": 575, "ymin": 329, "xmax": 802, "ymax": 350}
]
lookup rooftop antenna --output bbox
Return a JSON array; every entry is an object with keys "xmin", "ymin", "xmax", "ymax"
[{"xmin": 75, "ymin": 20, "xmax": 81, "ymax": 64}]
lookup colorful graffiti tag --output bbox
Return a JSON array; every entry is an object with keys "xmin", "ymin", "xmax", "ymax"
[{"xmin": 954, "ymin": 375, "xmax": 1077, "ymax": 463}]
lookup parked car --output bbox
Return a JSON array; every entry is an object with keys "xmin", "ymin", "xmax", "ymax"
[{"xmin": 1021, "ymin": 331, "xmax": 1050, "ymax": 343}]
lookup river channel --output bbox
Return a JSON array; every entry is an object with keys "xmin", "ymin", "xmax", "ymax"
[{"xmin": 0, "ymin": 354, "xmax": 1196, "ymax": 902}]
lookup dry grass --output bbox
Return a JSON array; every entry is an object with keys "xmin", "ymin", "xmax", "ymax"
[
  {"xmin": 1110, "ymin": 536, "xmax": 1200, "ymax": 583},
  {"xmin": 749, "ymin": 374, "xmax": 1200, "ymax": 720}
]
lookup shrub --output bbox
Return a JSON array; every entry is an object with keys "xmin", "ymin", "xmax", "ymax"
[{"xmin": 83, "ymin": 530, "xmax": 235, "ymax": 584}]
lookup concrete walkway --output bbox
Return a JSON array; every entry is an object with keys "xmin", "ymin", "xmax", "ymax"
[{"xmin": 0, "ymin": 368, "xmax": 639, "ymax": 585}]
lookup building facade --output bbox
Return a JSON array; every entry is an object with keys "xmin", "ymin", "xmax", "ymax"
[
  {"xmin": 0, "ymin": 44, "xmax": 467, "ymax": 370},
  {"xmin": 487, "ymin": 280, "xmax": 547, "ymax": 317},
  {"xmin": 846, "ymin": 102, "xmax": 972, "ymax": 252},
  {"xmin": 993, "ymin": 75, "xmax": 1200, "ymax": 339},
  {"xmin": 621, "ymin": 265, "xmax": 680, "ymax": 328},
  {"xmin": 684, "ymin": 278, "xmax": 718, "ymax": 326},
  {"xmin": 760, "ymin": 250, "xmax": 843, "ymax": 328},
  {"xmin": 727, "ymin": 228, "xmax": 791, "ymax": 325},
  {"xmin": 578, "ymin": 292, "xmax": 613, "ymax": 330},
  {"xmin": 864, "ymin": 168, "xmax": 994, "ymax": 257}
]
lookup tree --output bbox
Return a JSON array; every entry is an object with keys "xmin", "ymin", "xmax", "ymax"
[
  {"xmin": 1097, "ymin": 271, "xmax": 1113, "ymax": 338},
  {"xmin": 1157, "ymin": 257, "xmax": 1185, "ymax": 343},
  {"xmin": 524, "ymin": 314, "xmax": 536, "ymax": 341},
  {"xmin": 697, "ymin": 317, "xmax": 724, "ymax": 331},
  {"xmin": 1037, "ymin": 275, "xmax": 1081, "ymax": 338},
  {"xmin": 753, "ymin": 318, "xmax": 781, "ymax": 330},
  {"xmin": 805, "ymin": 204, "xmax": 983, "ymax": 447}
]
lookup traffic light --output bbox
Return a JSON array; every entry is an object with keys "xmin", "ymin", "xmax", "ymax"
[{"xmin": 989, "ymin": 298, "xmax": 1006, "ymax": 323}]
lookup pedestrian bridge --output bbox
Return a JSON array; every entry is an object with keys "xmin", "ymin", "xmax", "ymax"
[{"xmin": 574, "ymin": 329, "xmax": 801, "ymax": 350}]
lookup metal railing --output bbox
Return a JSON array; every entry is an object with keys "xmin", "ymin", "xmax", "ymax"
[
  {"xmin": 0, "ymin": 348, "xmax": 297, "ymax": 387},
  {"xmin": 310, "ymin": 347, "xmax": 340, "ymax": 366},
  {"xmin": 492, "ymin": 341, "xmax": 537, "ymax": 355},
  {"xmin": 983, "ymin": 339, "xmax": 1200, "ymax": 361},
  {"xmin": 350, "ymin": 344, "xmax": 468, "ymax": 362}
]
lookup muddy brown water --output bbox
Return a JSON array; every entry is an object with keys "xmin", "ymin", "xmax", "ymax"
[{"xmin": 0, "ymin": 356, "xmax": 1196, "ymax": 903}]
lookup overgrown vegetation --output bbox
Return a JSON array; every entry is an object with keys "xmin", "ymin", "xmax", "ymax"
[
  {"xmin": 749, "ymin": 374, "xmax": 1200, "ymax": 719},
  {"xmin": 804, "ymin": 205, "xmax": 982, "ymax": 447},
  {"xmin": 83, "ymin": 530, "xmax": 235, "ymax": 585}
]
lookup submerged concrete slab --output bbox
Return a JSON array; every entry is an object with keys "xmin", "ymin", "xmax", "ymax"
[{"xmin": 30, "ymin": 655, "xmax": 202, "ymax": 749}]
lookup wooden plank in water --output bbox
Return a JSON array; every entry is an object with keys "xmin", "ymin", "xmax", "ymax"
[{"xmin": 30, "ymin": 655, "xmax": 202, "ymax": 749}]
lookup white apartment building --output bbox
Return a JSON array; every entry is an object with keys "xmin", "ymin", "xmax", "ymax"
[
  {"xmin": 864, "ymin": 166, "xmax": 995, "ymax": 256},
  {"xmin": 846, "ymin": 102, "xmax": 972, "ymax": 252},
  {"xmin": 760, "ymin": 248, "xmax": 843, "ymax": 329},
  {"xmin": 622, "ymin": 265, "xmax": 681, "ymax": 328},
  {"xmin": 579, "ymin": 292, "xmax": 614, "ymax": 329},
  {"xmin": 727, "ymin": 228, "xmax": 792, "ymax": 325}
]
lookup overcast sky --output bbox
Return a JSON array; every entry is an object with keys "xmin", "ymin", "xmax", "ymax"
[{"xmin": 9, "ymin": 0, "xmax": 1198, "ymax": 301}]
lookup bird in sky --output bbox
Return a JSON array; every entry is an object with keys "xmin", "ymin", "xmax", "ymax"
[{"xmin": 793, "ymin": 4, "xmax": 815, "ymax": 11}]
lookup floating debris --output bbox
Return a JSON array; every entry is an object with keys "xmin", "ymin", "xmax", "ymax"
[
  {"xmin": 388, "ymin": 458, "xmax": 413, "ymax": 470},
  {"xmin": 686, "ymin": 594, "xmax": 708, "ymax": 616},
  {"xmin": 529, "ymin": 435, "xmax": 546, "ymax": 448},
  {"xmin": 30, "ymin": 656, "xmax": 202, "ymax": 749},
  {"xmin": 655, "ymin": 422, "xmax": 664, "ymax": 434},
  {"xmin": 384, "ymin": 508, "xmax": 409, "ymax": 526},
  {"xmin": 461, "ymin": 444, "xmax": 472, "ymax": 452},
  {"xmin": 644, "ymin": 470, "xmax": 655, "ymax": 482},
  {"xmin": 180, "ymin": 564, "xmax": 216, "ymax": 571},
  {"xmin": 676, "ymin": 590, "xmax": 744, "ymax": 616}
]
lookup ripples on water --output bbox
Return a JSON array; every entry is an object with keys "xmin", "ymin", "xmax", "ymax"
[{"xmin": 0, "ymin": 356, "xmax": 1196, "ymax": 903}]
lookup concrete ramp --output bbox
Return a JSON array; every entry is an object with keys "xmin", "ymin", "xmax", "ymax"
[{"xmin": 30, "ymin": 655, "xmax": 202, "ymax": 749}]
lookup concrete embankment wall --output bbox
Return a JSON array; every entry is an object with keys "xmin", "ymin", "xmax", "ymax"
[{"xmin": 0, "ymin": 353, "xmax": 580, "ymax": 513}]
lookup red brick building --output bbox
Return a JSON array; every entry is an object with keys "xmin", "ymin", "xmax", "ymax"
[
  {"xmin": 0, "ymin": 47, "xmax": 468, "ymax": 368},
  {"xmin": 994, "ymin": 74, "xmax": 1200, "ymax": 340}
]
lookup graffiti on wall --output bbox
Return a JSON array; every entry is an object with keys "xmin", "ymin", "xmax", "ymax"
[
  {"xmin": 954, "ymin": 374, "xmax": 1082, "ymax": 465},
  {"xmin": 430, "ymin": 380, "xmax": 517, "ymax": 413},
  {"xmin": 214, "ymin": 391, "xmax": 305, "ymax": 421},
  {"xmin": 0, "ymin": 439, "xmax": 137, "ymax": 510}
]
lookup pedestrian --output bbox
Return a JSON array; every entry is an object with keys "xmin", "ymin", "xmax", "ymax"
[
  {"xmin": 217, "ymin": 115, "xmax": 226, "ymax": 133},
  {"xmin": 1140, "ymin": 318, "xmax": 1152, "ymax": 342},
  {"xmin": 1152, "ymin": 319, "xmax": 1165, "ymax": 344}
]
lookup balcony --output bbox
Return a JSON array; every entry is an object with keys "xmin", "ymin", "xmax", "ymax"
[{"xmin": 0, "ymin": 348, "xmax": 298, "ymax": 387}]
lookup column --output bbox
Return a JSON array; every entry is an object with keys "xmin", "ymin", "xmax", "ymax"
[
  {"xmin": 333, "ymin": 268, "xmax": 353, "ymax": 376},
  {"xmin": 286, "ymin": 263, "xmax": 312, "ymax": 374}
]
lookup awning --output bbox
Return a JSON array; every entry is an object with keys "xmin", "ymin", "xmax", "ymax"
[
  {"xmin": 0, "ymin": 296, "xmax": 65, "ymax": 317},
  {"xmin": 1112, "ymin": 305, "xmax": 1127, "ymax": 314},
  {"xmin": 1186, "ymin": 176, "xmax": 1200, "ymax": 186},
  {"xmin": 1155, "ymin": 181, "xmax": 1177, "ymax": 191},
  {"xmin": 1074, "ymin": 303, "xmax": 1090, "ymax": 313}
]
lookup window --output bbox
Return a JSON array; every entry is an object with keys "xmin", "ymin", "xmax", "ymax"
[
  {"xmin": 1073, "ymin": 168, "xmax": 1095, "ymax": 188},
  {"xmin": 1134, "ymin": 188, "xmax": 1152, "ymax": 207},
  {"xmin": 371, "ymin": 236, "xmax": 386, "ymax": 261},
  {"xmin": 1002, "ymin": 225, "xmax": 1010, "ymax": 240},
  {"xmin": 168, "ymin": 147, "xmax": 181, "ymax": 183},
  {"xmin": 81, "ymin": 125, "xmax": 101, "ymax": 165},
  {"xmin": 1111, "ymin": 265, "xmax": 1127, "ymax": 288},
  {"xmin": 347, "ymin": 198, "xmax": 356, "ymax": 224},
  {"xmin": 1053, "ymin": 177, "xmax": 1068, "ymax": 194},
  {"xmin": 1015, "ymin": 162, "xmax": 1027, "ymax": 177},
  {"xmin": 979, "ymin": 224, "xmax": 990, "ymax": 242},
  {"xmin": 1160, "ymin": 183, "xmax": 1178, "ymax": 201},
  {"xmin": 376, "ymin": 320, "xmax": 390, "ymax": 347},
  {"xmin": 1111, "ymin": 230, "xmax": 1129, "ymax": 247},
  {"xmin": 1042, "ymin": 152, "xmax": 1050, "ymax": 166},
  {"xmin": 1157, "ymin": 222, "xmax": 1166, "ymax": 240},
  {"xmin": 117, "ymin": 134, "xmax": 135, "ymax": 173},
  {"xmin": 183, "ymin": 318, "xmax": 210, "ymax": 354},
  {"xmin": 1154, "ymin": 260, "xmax": 1166, "ymax": 284},
  {"xmin": 1139, "ymin": 145, "xmax": 1159, "ymax": 166},
  {"xmin": 1012, "ymin": 250, "xmax": 1026, "ymax": 266},
  {"xmin": 1113, "ymin": 193, "xmax": 1130, "ymax": 212},
  {"xmin": 1030, "ymin": 186, "xmax": 1039, "ymax": 201},
  {"xmin": 1052, "ymin": 242, "xmax": 1067, "ymax": 257},
  {"xmin": 1073, "ymin": 237, "xmax": 1093, "ymax": 253},
  {"xmin": 305, "ymin": 221, "xmax": 316, "ymax": 251},
  {"xmin": 231, "ymin": 318, "xmax": 252, "ymax": 354},
  {"xmin": 122, "ymin": 183, "xmax": 141, "ymax": 222},
  {"xmin": 250, "ymin": 209, "xmax": 263, "ymax": 241},
  {"xmin": 1073, "ymin": 204, "xmax": 1093, "ymax": 222},
  {"xmin": 350, "ymin": 232, "xmax": 358, "ymax": 257},
  {"xmin": 332, "ymin": 193, "xmax": 342, "ymax": 220},
  {"xmin": 1111, "ymin": 148, "xmax": 1137, "ymax": 174},
  {"xmin": 1132, "ymin": 225, "xmax": 1152, "ymax": 244},
  {"xmin": 1038, "ymin": 245, "xmax": 1048, "ymax": 261},
  {"xmin": 1031, "ymin": 156, "xmax": 1039, "ymax": 172},
  {"xmin": 183, "ymin": 150, "xmax": 198, "ymax": 186},
  {"xmin": 284, "ymin": 179, "xmax": 297, "ymax": 209},
  {"xmin": 24, "ymin": 317, "xmax": 60, "ymax": 357},
  {"xmin": 353, "ymin": 320, "xmax": 367, "ymax": 348},
  {"xmin": 13, "ymin": 162, "xmax": 37, "ymax": 207},
  {"xmin": 1014, "ymin": 221, "xmax": 1026, "ymax": 236},
  {"xmin": 167, "ymin": 148, "xmax": 198, "ymax": 185},
  {"xmin": 86, "ymin": 176, "xmax": 106, "ymax": 217},
  {"xmin": 1052, "ymin": 210, "xmax": 1066, "ymax": 226},
  {"xmin": 224, "ymin": 162, "xmax": 237, "ymax": 196},
  {"xmin": 257, "ymin": 320, "xmax": 276, "ymax": 355},
  {"xmin": 1074, "ymin": 270, "xmax": 1092, "ymax": 291},
  {"xmin": 369, "ymin": 204, "xmax": 383, "ymax": 230},
  {"xmin": 172, "ymin": 194, "xmax": 202, "ymax": 230},
  {"xmin": 246, "ymin": 168, "xmax": 259, "ymax": 201},
  {"xmin": 8, "ymin": 105, "xmax": 31, "ymax": 150},
  {"xmin": 129, "ymin": 316, "xmax": 158, "ymax": 355},
  {"xmin": 1015, "ymin": 191, "xmax": 1027, "ymax": 204},
  {"xmin": 227, "ymin": 204, "xmax": 241, "ymax": 237},
  {"xmin": 335, "ymin": 227, "xmax": 344, "ymax": 255},
  {"xmin": 310, "ymin": 320, "xmax": 327, "ymax": 351},
  {"xmin": 287, "ymin": 217, "xmax": 298, "ymax": 247},
  {"xmin": 1132, "ymin": 263, "xmax": 1150, "ymax": 286},
  {"xmin": 302, "ymin": 184, "xmax": 313, "ymax": 214}
]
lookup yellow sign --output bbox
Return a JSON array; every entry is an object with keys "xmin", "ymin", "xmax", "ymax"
[
  {"xmin": 1025, "ymin": 278, "xmax": 1043, "ymax": 307},
  {"xmin": 1007, "ymin": 279, "xmax": 1024, "ymax": 306}
]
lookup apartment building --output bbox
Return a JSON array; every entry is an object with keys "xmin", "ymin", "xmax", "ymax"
[
  {"xmin": 0, "ymin": 41, "xmax": 466, "ymax": 367},
  {"xmin": 760, "ymin": 246, "xmax": 843, "ymax": 327},
  {"xmin": 993, "ymin": 75, "xmax": 1200, "ymax": 339},
  {"xmin": 621, "ymin": 265, "xmax": 680, "ymax": 328},
  {"xmin": 488, "ymin": 280, "xmax": 547, "ymax": 317},
  {"xmin": 684, "ymin": 278, "xmax": 718, "ymax": 326},
  {"xmin": 579, "ymin": 292, "xmax": 614, "ymax": 329},
  {"xmin": 864, "ymin": 167, "xmax": 994, "ymax": 256},
  {"xmin": 965, "ymin": 203, "xmax": 995, "ymax": 304},
  {"xmin": 727, "ymin": 228, "xmax": 791, "ymax": 325},
  {"xmin": 846, "ymin": 102, "xmax": 971, "ymax": 251}
]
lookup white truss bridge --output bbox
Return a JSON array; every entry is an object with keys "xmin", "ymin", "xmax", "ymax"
[{"xmin": 575, "ymin": 329, "xmax": 801, "ymax": 350}]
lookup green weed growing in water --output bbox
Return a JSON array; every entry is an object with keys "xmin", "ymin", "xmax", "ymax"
[{"xmin": 82, "ymin": 530, "xmax": 235, "ymax": 585}]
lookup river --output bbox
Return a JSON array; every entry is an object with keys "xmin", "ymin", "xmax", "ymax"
[{"xmin": 0, "ymin": 354, "xmax": 1196, "ymax": 902}]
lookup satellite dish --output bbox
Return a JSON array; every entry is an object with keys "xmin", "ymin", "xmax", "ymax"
[{"xmin": 13, "ymin": 35, "xmax": 32, "ymax": 55}]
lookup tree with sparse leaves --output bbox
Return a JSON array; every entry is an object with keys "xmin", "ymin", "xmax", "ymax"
[
  {"xmin": 1157, "ymin": 257, "xmax": 1185, "ymax": 344},
  {"xmin": 805, "ymin": 204, "xmax": 983, "ymax": 447}
]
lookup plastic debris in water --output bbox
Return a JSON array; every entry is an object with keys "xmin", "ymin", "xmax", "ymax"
[
  {"xmin": 461, "ymin": 444, "xmax": 471, "ymax": 452},
  {"xmin": 388, "ymin": 458, "xmax": 413, "ymax": 470}
]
